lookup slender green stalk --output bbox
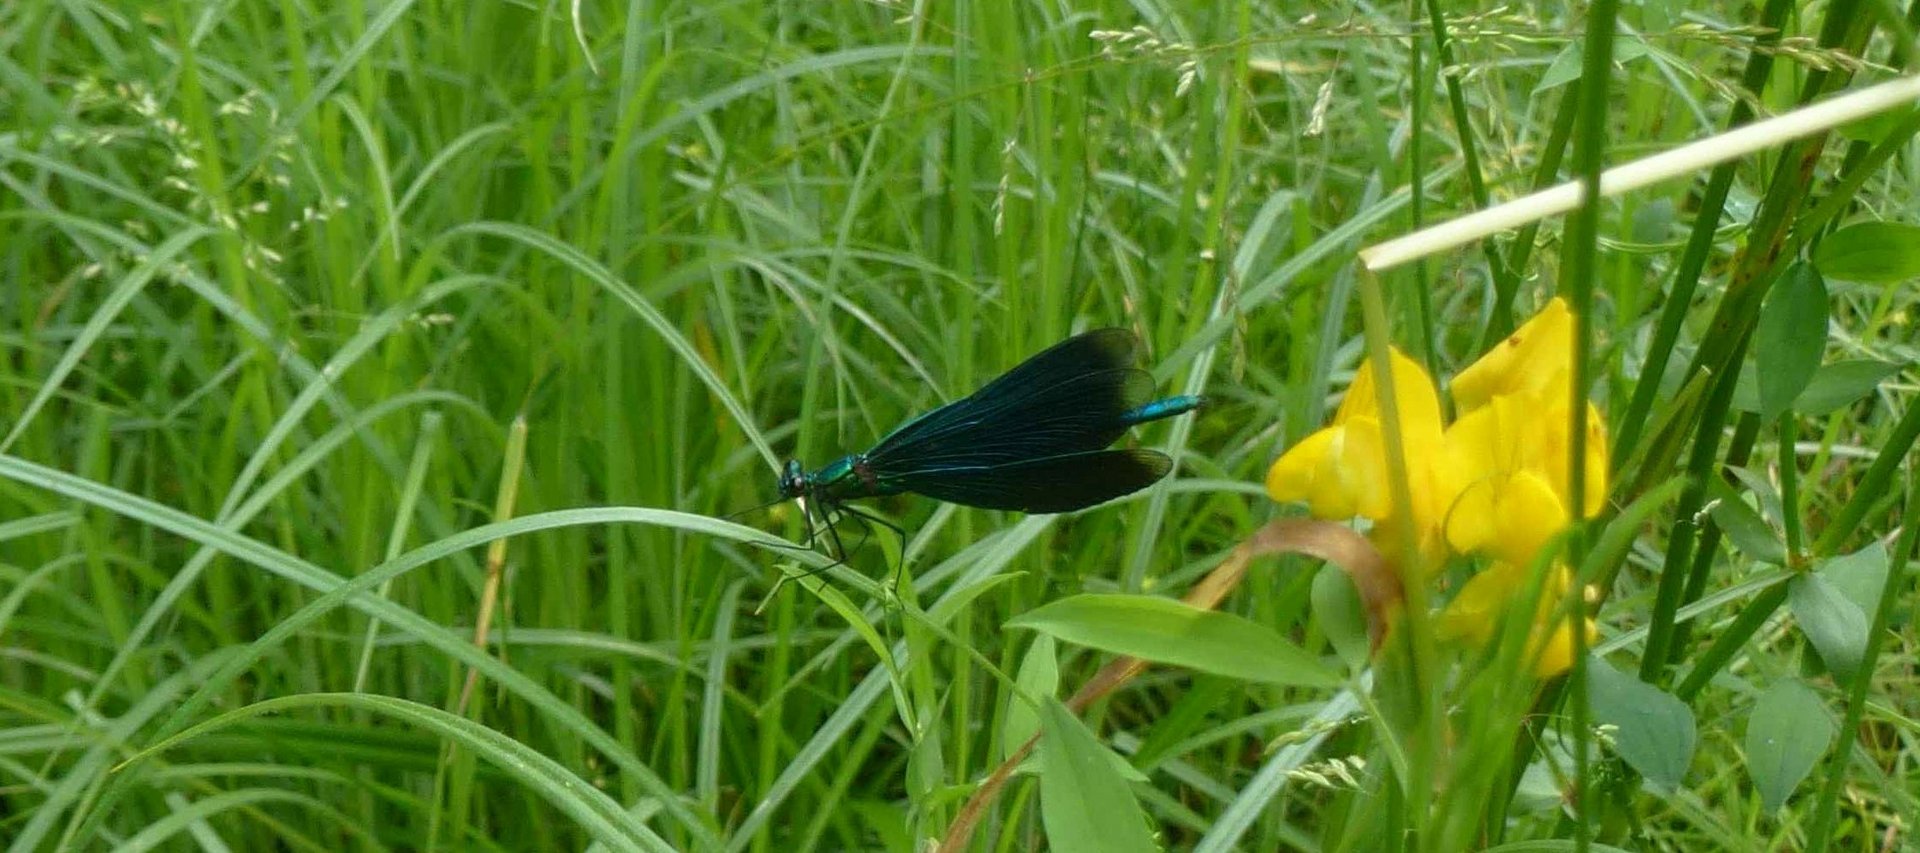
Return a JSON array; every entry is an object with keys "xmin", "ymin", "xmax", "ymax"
[
  {"xmin": 1356, "ymin": 270, "xmax": 1441, "ymax": 844},
  {"xmin": 1559, "ymin": 2, "xmax": 1621, "ymax": 846},
  {"xmin": 1611, "ymin": 0, "xmax": 1794, "ymax": 465},
  {"xmin": 352, "ymin": 411, "xmax": 444, "ymax": 692},
  {"xmin": 1422, "ymin": 0, "xmax": 1519, "ymax": 337}
]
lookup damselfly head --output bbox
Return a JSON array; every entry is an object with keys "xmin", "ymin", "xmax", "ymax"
[{"xmin": 777, "ymin": 459, "xmax": 807, "ymax": 499}]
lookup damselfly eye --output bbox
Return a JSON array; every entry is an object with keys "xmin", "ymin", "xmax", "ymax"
[{"xmin": 778, "ymin": 460, "xmax": 806, "ymax": 498}]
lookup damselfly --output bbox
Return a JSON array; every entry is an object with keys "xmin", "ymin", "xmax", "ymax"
[{"xmin": 775, "ymin": 328, "xmax": 1203, "ymax": 573}]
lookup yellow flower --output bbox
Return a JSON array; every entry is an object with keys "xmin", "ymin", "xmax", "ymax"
[
  {"xmin": 1265, "ymin": 298, "xmax": 1611, "ymax": 678},
  {"xmin": 1266, "ymin": 346, "xmax": 1448, "ymax": 569}
]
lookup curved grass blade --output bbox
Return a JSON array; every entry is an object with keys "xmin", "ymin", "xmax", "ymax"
[
  {"xmin": 117, "ymin": 693, "xmax": 673, "ymax": 852},
  {"xmin": 0, "ymin": 455, "xmax": 729, "ymax": 849}
]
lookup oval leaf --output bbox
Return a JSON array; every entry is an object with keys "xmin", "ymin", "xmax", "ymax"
[
  {"xmin": 1743, "ymin": 678, "xmax": 1834, "ymax": 812},
  {"xmin": 1534, "ymin": 45, "xmax": 1584, "ymax": 93},
  {"xmin": 1795, "ymin": 359, "xmax": 1903, "ymax": 414},
  {"xmin": 1707, "ymin": 492, "xmax": 1787, "ymax": 565},
  {"xmin": 1789, "ymin": 573, "xmax": 1870, "ymax": 679},
  {"xmin": 1814, "ymin": 221, "xmax": 1920, "ymax": 283},
  {"xmin": 1003, "ymin": 635, "xmax": 1059, "ymax": 756},
  {"xmin": 1755, "ymin": 262, "xmax": 1828, "ymax": 419},
  {"xmin": 1818, "ymin": 542, "xmax": 1890, "ymax": 617},
  {"xmin": 1037, "ymin": 698, "xmax": 1158, "ymax": 853},
  {"xmin": 1587, "ymin": 656, "xmax": 1696, "ymax": 793},
  {"xmin": 1009, "ymin": 594, "xmax": 1339, "ymax": 687},
  {"xmin": 1311, "ymin": 563, "xmax": 1370, "ymax": 670}
]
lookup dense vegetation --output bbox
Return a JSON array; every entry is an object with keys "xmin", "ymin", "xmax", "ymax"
[{"xmin": 2, "ymin": 1, "xmax": 1916, "ymax": 850}]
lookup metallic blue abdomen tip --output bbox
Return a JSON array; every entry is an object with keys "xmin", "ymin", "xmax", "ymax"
[{"xmin": 1120, "ymin": 394, "xmax": 1206, "ymax": 425}]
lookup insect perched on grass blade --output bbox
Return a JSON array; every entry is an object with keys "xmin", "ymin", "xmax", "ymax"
[{"xmin": 775, "ymin": 328, "xmax": 1204, "ymax": 575}]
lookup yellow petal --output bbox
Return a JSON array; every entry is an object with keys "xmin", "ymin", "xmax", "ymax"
[
  {"xmin": 1267, "ymin": 427, "xmax": 1357, "ymax": 519},
  {"xmin": 1335, "ymin": 417, "xmax": 1393, "ymax": 520},
  {"xmin": 1439, "ymin": 561, "xmax": 1597, "ymax": 677},
  {"xmin": 1443, "ymin": 478, "xmax": 1501, "ymax": 559},
  {"xmin": 1531, "ymin": 617, "xmax": 1597, "ymax": 677},
  {"xmin": 1336, "ymin": 348, "xmax": 1444, "ymax": 448},
  {"xmin": 1444, "ymin": 471, "xmax": 1567, "ymax": 566},
  {"xmin": 1452, "ymin": 297, "xmax": 1573, "ymax": 412},
  {"xmin": 1489, "ymin": 471, "xmax": 1569, "ymax": 566},
  {"xmin": 1437, "ymin": 561, "xmax": 1526, "ymax": 643}
]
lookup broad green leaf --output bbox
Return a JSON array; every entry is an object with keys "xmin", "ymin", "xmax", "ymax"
[
  {"xmin": 1818, "ymin": 541, "xmax": 1889, "ymax": 617},
  {"xmin": 1533, "ymin": 38, "xmax": 1650, "ymax": 95},
  {"xmin": 1587, "ymin": 656, "xmax": 1696, "ymax": 793},
  {"xmin": 1003, "ymin": 635, "xmax": 1059, "ymax": 756},
  {"xmin": 1707, "ymin": 490, "xmax": 1787, "ymax": 565},
  {"xmin": 1789, "ymin": 573, "xmax": 1870, "ymax": 679},
  {"xmin": 1731, "ymin": 362, "xmax": 1761, "ymax": 413},
  {"xmin": 1795, "ymin": 360, "xmax": 1904, "ymax": 414},
  {"xmin": 1037, "ymin": 698, "xmax": 1158, "ymax": 853},
  {"xmin": 1008, "ymin": 594, "xmax": 1339, "ymax": 687},
  {"xmin": 1743, "ymin": 678, "xmax": 1834, "ymax": 811},
  {"xmin": 1534, "ymin": 45, "xmax": 1583, "ymax": 92},
  {"xmin": 1814, "ymin": 221, "xmax": 1920, "ymax": 283},
  {"xmin": 1754, "ymin": 262, "xmax": 1828, "ymax": 419},
  {"xmin": 1311, "ymin": 563, "xmax": 1370, "ymax": 670},
  {"xmin": 1615, "ymin": 34, "xmax": 1650, "ymax": 63}
]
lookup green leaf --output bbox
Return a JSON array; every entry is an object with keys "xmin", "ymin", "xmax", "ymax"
[
  {"xmin": 1003, "ymin": 635, "xmax": 1059, "ymax": 757},
  {"xmin": 1534, "ymin": 45, "xmax": 1584, "ymax": 92},
  {"xmin": 1731, "ymin": 361, "xmax": 1761, "ymax": 413},
  {"xmin": 1818, "ymin": 541, "xmax": 1890, "ymax": 617},
  {"xmin": 1814, "ymin": 221, "xmax": 1920, "ymax": 283},
  {"xmin": 1587, "ymin": 656, "xmax": 1696, "ymax": 793},
  {"xmin": 1735, "ymin": 358, "xmax": 1905, "ymax": 416},
  {"xmin": 1037, "ymin": 698, "xmax": 1159, "ymax": 853},
  {"xmin": 1708, "ymin": 488, "xmax": 1787, "ymax": 565},
  {"xmin": 1311, "ymin": 563, "xmax": 1370, "ymax": 670},
  {"xmin": 1796, "ymin": 359, "xmax": 1904, "ymax": 414},
  {"xmin": 907, "ymin": 716, "xmax": 945, "ymax": 799},
  {"xmin": 1535, "ymin": 37, "xmax": 1647, "ymax": 94},
  {"xmin": 1743, "ymin": 678, "xmax": 1834, "ymax": 811},
  {"xmin": 1008, "ymin": 594, "xmax": 1339, "ymax": 687},
  {"xmin": 1789, "ymin": 573, "xmax": 1870, "ymax": 679},
  {"xmin": 1754, "ymin": 262, "xmax": 1828, "ymax": 419}
]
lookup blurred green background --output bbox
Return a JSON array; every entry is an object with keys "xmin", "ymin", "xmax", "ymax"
[{"xmin": 3, "ymin": 1, "xmax": 1916, "ymax": 850}]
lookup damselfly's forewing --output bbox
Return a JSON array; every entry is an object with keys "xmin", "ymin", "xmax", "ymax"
[
  {"xmin": 885, "ymin": 448, "xmax": 1173, "ymax": 513},
  {"xmin": 862, "ymin": 329, "xmax": 1159, "ymax": 475}
]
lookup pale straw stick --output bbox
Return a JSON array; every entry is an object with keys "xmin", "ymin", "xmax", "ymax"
[{"xmin": 1359, "ymin": 74, "xmax": 1920, "ymax": 273}]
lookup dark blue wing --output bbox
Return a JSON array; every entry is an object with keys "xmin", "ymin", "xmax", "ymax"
[
  {"xmin": 866, "ymin": 329, "xmax": 1151, "ymax": 470},
  {"xmin": 883, "ymin": 449, "xmax": 1175, "ymax": 513}
]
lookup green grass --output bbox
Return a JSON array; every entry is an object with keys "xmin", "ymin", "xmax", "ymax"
[{"xmin": 2, "ymin": 1, "xmax": 1917, "ymax": 850}]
